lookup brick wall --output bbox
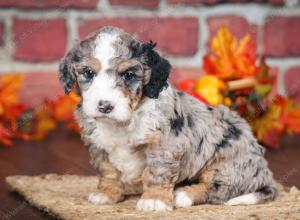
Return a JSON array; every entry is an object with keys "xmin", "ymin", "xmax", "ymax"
[{"xmin": 0, "ymin": 0, "xmax": 299, "ymax": 106}]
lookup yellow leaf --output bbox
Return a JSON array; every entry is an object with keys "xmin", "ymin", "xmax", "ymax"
[
  {"xmin": 194, "ymin": 75, "xmax": 224, "ymax": 106},
  {"xmin": 31, "ymin": 109, "xmax": 56, "ymax": 141}
]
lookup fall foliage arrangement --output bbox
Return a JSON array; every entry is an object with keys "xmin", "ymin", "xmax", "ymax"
[
  {"xmin": 177, "ymin": 27, "xmax": 300, "ymax": 149},
  {"xmin": 0, "ymin": 75, "xmax": 79, "ymax": 146},
  {"xmin": 1, "ymin": 27, "xmax": 300, "ymax": 149}
]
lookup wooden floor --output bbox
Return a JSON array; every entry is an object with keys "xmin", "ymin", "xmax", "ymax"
[{"xmin": 0, "ymin": 128, "xmax": 299, "ymax": 220}]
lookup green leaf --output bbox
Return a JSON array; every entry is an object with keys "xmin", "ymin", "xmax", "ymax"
[{"xmin": 255, "ymin": 84, "xmax": 272, "ymax": 97}]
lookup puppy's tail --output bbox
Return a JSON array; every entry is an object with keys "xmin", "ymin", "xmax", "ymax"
[{"xmin": 224, "ymin": 186, "xmax": 278, "ymax": 206}]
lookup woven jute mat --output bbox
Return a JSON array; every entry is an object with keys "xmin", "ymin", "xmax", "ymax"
[{"xmin": 5, "ymin": 174, "xmax": 300, "ymax": 220}]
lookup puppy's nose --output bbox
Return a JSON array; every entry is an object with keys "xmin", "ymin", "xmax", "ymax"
[{"xmin": 98, "ymin": 100, "xmax": 114, "ymax": 114}]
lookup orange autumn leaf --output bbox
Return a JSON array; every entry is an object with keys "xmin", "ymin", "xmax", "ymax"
[
  {"xmin": 56, "ymin": 92, "xmax": 80, "ymax": 133},
  {"xmin": 0, "ymin": 74, "xmax": 29, "ymax": 146},
  {"xmin": 52, "ymin": 92, "xmax": 80, "ymax": 121},
  {"xmin": 66, "ymin": 121, "xmax": 80, "ymax": 134},
  {"xmin": 0, "ymin": 74, "xmax": 26, "ymax": 122},
  {"xmin": 0, "ymin": 74, "xmax": 24, "ymax": 104},
  {"xmin": 31, "ymin": 107, "xmax": 56, "ymax": 141},
  {"xmin": 0, "ymin": 74, "xmax": 80, "ymax": 145},
  {"xmin": 280, "ymin": 101, "xmax": 300, "ymax": 133},
  {"xmin": 203, "ymin": 26, "xmax": 258, "ymax": 80},
  {"xmin": 284, "ymin": 117, "xmax": 300, "ymax": 133},
  {"xmin": 31, "ymin": 92, "xmax": 80, "ymax": 140}
]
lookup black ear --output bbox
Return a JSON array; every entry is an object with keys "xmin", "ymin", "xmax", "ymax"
[
  {"xmin": 59, "ymin": 59, "xmax": 75, "ymax": 94},
  {"xmin": 133, "ymin": 41, "xmax": 171, "ymax": 99}
]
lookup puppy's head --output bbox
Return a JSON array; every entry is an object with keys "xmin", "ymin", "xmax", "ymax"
[{"xmin": 59, "ymin": 27, "xmax": 171, "ymax": 123}]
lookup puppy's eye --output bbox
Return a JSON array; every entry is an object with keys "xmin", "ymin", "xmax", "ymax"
[
  {"xmin": 83, "ymin": 68, "xmax": 95, "ymax": 80},
  {"xmin": 122, "ymin": 70, "xmax": 136, "ymax": 81}
]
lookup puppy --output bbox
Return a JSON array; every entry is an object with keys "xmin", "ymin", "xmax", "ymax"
[{"xmin": 59, "ymin": 26, "xmax": 277, "ymax": 211}]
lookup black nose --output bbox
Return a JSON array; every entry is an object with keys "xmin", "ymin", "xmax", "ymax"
[{"xmin": 98, "ymin": 101, "xmax": 114, "ymax": 114}]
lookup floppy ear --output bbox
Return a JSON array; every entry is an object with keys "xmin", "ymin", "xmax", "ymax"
[
  {"xmin": 59, "ymin": 44, "xmax": 84, "ymax": 94},
  {"xmin": 140, "ymin": 41, "xmax": 172, "ymax": 99},
  {"xmin": 59, "ymin": 58, "xmax": 75, "ymax": 94},
  {"xmin": 59, "ymin": 38, "xmax": 94, "ymax": 94}
]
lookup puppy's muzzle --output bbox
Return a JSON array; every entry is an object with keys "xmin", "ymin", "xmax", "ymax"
[{"xmin": 98, "ymin": 100, "xmax": 114, "ymax": 114}]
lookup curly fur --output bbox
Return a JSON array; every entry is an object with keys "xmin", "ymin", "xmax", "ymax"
[{"xmin": 58, "ymin": 26, "xmax": 277, "ymax": 211}]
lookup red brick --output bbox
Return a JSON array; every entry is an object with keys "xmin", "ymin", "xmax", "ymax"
[
  {"xmin": 226, "ymin": 0, "xmax": 267, "ymax": 3},
  {"xmin": 78, "ymin": 17, "xmax": 199, "ymax": 56},
  {"xmin": 109, "ymin": 0, "xmax": 159, "ymax": 8},
  {"xmin": 167, "ymin": 0, "xmax": 283, "ymax": 4},
  {"xmin": 13, "ymin": 19, "xmax": 67, "ymax": 62},
  {"xmin": 20, "ymin": 72, "xmax": 64, "ymax": 107},
  {"xmin": 284, "ymin": 66, "xmax": 300, "ymax": 102},
  {"xmin": 0, "ymin": 0, "xmax": 98, "ymax": 9},
  {"xmin": 169, "ymin": 67, "xmax": 204, "ymax": 84},
  {"xmin": 167, "ymin": 0, "xmax": 219, "ymax": 5},
  {"xmin": 207, "ymin": 16, "xmax": 257, "ymax": 47},
  {"xmin": 264, "ymin": 16, "xmax": 300, "ymax": 57},
  {"xmin": 19, "ymin": 68, "xmax": 202, "ymax": 106},
  {"xmin": 0, "ymin": 22, "xmax": 4, "ymax": 46}
]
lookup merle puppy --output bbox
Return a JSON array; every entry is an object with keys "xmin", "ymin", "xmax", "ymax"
[{"xmin": 59, "ymin": 26, "xmax": 277, "ymax": 211}]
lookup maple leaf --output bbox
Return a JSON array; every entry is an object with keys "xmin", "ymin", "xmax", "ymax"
[
  {"xmin": 0, "ymin": 75, "xmax": 23, "ymax": 103},
  {"xmin": 30, "ymin": 92, "xmax": 80, "ymax": 140},
  {"xmin": 203, "ymin": 26, "xmax": 258, "ymax": 80},
  {"xmin": 51, "ymin": 92, "xmax": 80, "ymax": 134},
  {"xmin": 30, "ymin": 107, "xmax": 56, "ymax": 141},
  {"xmin": 0, "ymin": 74, "xmax": 29, "ymax": 146},
  {"xmin": 0, "ymin": 74, "xmax": 25, "ymax": 121},
  {"xmin": 52, "ymin": 92, "xmax": 80, "ymax": 121}
]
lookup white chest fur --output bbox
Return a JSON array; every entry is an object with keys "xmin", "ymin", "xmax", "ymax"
[
  {"xmin": 89, "ymin": 121, "xmax": 146, "ymax": 184},
  {"xmin": 80, "ymin": 94, "xmax": 167, "ymax": 184}
]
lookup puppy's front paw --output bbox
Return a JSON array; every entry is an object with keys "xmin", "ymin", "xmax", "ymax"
[
  {"xmin": 136, "ymin": 199, "xmax": 173, "ymax": 211},
  {"xmin": 88, "ymin": 192, "xmax": 114, "ymax": 205},
  {"xmin": 174, "ymin": 190, "xmax": 193, "ymax": 208}
]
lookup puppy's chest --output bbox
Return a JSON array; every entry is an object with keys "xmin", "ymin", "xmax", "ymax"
[{"xmin": 90, "ymin": 123, "xmax": 146, "ymax": 184}]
